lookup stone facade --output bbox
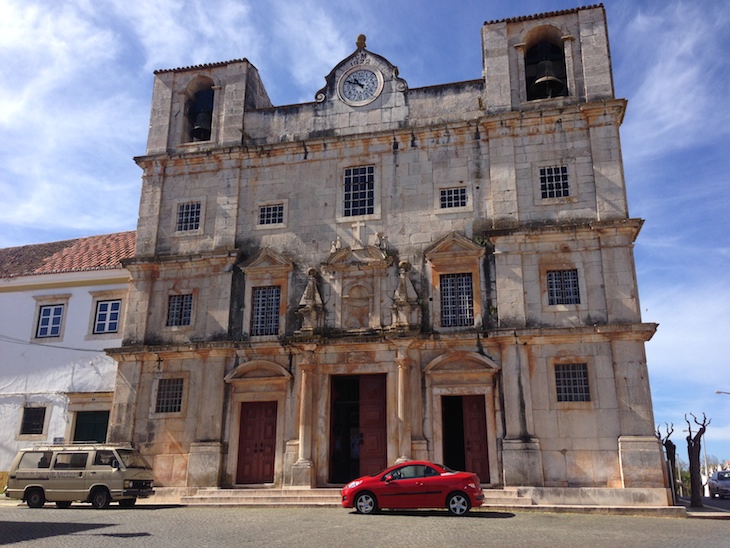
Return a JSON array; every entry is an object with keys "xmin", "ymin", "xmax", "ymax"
[{"xmin": 107, "ymin": 5, "xmax": 670, "ymax": 505}]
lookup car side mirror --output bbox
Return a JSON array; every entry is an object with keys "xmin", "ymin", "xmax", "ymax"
[
  {"xmin": 110, "ymin": 458, "xmax": 120, "ymax": 469},
  {"xmin": 384, "ymin": 474, "xmax": 393, "ymax": 483}
]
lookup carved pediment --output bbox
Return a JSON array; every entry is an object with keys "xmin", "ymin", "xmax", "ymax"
[
  {"xmin": 224, "ymin": 359, "xmax": 292, "ymax": 383},
  {"xmin": 424, "ymin": 232, "xmax": 485, "ymax": 263},
  {"xmin": 324, "ymin": 245, "xmax": 391, "ymax": 272},
  {"xmin": 424, "ymin": 351, "xmax": 500, "ymax": 375},
  {"xmin": 240, "ymin": 248, "xmax": 294, "ymax": 275}
]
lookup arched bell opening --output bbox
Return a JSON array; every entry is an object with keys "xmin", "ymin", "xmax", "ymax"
[
  {"xmin": 184, "ymin": 77, "xmax": 215, "ymax": 142},
  {"xmin": 525, "ymin": 39, "xmax": 568, "ymax": 101}
]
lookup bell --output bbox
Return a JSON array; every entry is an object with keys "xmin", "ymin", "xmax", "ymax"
[
  {"xmin": 530, "ymin": 60, "xmax": 565, "ymax": 99},
  {"xmin": 191, "ymin": 110, "xmax": 212, "ymax": 141}
]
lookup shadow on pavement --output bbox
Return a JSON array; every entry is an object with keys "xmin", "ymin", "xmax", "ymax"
[
  {"xmin": 0, "ymin": 521, "xmax": 114, "ymax": 543},
  {"xmin": 346, "ymin": 509, "xmax": 515, "ymax": 518}
]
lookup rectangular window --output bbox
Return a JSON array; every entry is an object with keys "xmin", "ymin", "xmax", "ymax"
[
  {"xmin": 93, "ymin": 299, "xmax": 121, "ymax": 334},
  {"xmin": 440, "ymin": 273, "xmax": 474, "ymax": 327},
  {"xmin": 166, "ymin": 294, "xmax": 193, "ymax": 326},
  {"xmin": 344, "ymin": 166, "xmax": 375, "ymax": 217},
  {"xmin": 547, "ymin": 269, "xmax": 580, "ymax": 305},
  {"xmin": 258, "ymin": 204, "xmax": 284, "ymax": 225},
  {"xmin": 251, "ymin": 286, "xmax": 281, "ymax": 336},
  {"xmin": 440, "ymin": 187, "xmax": 468, "ymax": 209},
  {"xmin": 20, "ymin": 407, "xmax": 46, "ymax": 435},
  {"xmin": 176, "ymin": 202, "xmax": 201, "ymax": 231},
  {"xmin": 540, "ymin": 166, "xmax": 570, "ymax": 199},
  {"xmin": 155, "ymin": 378, "xmax": 184, "ymax": 413},
  {"xmin": 36, "ymin": 304, "xmax": 64, "ymax": 338},
  {"xmin": 555, "ymin": 363, "xmax": 591, "ymax": 402}
]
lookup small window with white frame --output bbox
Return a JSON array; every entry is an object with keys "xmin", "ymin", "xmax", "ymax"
[
  {"xmin": 440, "ymin": 187, "xmax": 468, "ymax": 209},
  {"xmin": 255, "ymin": 200, "xmax": 288, "ymax": 229},
  {"xmin": 32, "ymin": 294, "xmax": 70, "ymax": 341},
  {"xmin": 93, "ymin": 299, "xmax": 121, "ymax": 334}
]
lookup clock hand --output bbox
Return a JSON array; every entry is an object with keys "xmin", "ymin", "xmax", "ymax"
[{"xmin": 346, "ymin": 78, "xmax": 364, "ymax": 88}]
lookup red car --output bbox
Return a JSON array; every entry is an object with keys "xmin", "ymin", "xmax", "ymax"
[{"xmin": 341, "ymin": 460, "xmax": 483, "ymax": 516}]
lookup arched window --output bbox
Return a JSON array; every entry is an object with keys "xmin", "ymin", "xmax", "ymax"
[
  {"xmin": 525, "ymin": 35, "xmax": 568, "ymax": 101},
  {"xmin": 185, "ymin": 77, "xmax": 215, "ymax": 142}
]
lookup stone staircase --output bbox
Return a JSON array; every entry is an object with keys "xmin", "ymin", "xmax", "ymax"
[{"xmin": 180, "ymin": 487, "xmax": 533, "ymax": 508}]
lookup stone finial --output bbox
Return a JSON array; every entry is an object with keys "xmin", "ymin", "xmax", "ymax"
[{"xmin": 356, "ymin": 34, "xmax": 366, "ymax": 50}]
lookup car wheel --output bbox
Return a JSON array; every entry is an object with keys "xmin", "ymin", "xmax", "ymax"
[
  {"xmin": 55, "ymin": 501, "xmax": 72, "ymax": 509},
  {"xmin": 119, "ymin": 498, "xmax": 137, "ymax": 508},
  {"xmin": 354, "ymin": 492, "xmax": 377, "ymax": 514},
  {"xmin": 447, "ymin": 492, "xmax": 470, "ymax": 516},
  {"xmin": 26, "ymin": 488, "xmax": 46, "ymax": 508},
  {"xmin": 90, "ymin": 488, "xmax": 111, "ymax": 509}
]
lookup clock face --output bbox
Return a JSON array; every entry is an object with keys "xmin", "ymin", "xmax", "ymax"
[{"xmin": 340, "ymin": 68, "xmax": 382, "ymax": 105}]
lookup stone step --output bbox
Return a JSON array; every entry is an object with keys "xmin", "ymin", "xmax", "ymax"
[{"xmin": 181, "ymin": 487, "xmax": 533, "ymax": 507}]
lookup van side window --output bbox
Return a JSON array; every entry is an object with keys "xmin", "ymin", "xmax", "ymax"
[
  {"xmin": 17, "ymin": 451, "xmax": 52, "ymax": 469},
  {"xmin": 54, "ymin": 452, "xmax": 88, "ymax": 469},
  {"xmin": 94, "ymin": 450, "xmax": 115, "ymax": 467}
]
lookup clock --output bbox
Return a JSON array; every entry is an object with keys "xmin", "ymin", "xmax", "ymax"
[{"xmin": 339, "ymin": 66, "xmax": 383, "ymax": 106}]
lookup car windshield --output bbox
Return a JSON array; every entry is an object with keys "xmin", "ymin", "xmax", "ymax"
[
  {"xmin": 116, "ymin": 449, "xmax": 152, "ymax": 469},
  {"xmin": 718, "ymin": 471, "xmax": 730, "ymax": 480}
]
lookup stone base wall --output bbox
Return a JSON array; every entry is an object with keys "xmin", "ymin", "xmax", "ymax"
[{"xmin": 518, "ymin": 486, "xmax": 672, "ymax": 507}]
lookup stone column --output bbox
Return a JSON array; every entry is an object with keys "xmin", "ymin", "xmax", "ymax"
[
  {"xmin": 291, "ymin": 346, "xmax": 317, "ymax": 487},
  {"xmin": 395, "ymin": 353, "xmax": 412, "ymax": 462}
]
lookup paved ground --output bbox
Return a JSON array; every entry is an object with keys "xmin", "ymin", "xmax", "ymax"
[{"xmin": 1, "ymin": 502, "xmax": 729, "ymax": 548}]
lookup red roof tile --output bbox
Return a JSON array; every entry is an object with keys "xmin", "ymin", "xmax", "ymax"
[{"xmin": 0, "ymin": 231, "xmax": 136, "ymax": 279}]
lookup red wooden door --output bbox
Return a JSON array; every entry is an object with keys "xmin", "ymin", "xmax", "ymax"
[
  {"xmin": 358, "ymin": 375, "xmax": 387, "ymax": 476},
  {"xmin": 237, "ymin": 401, "xmax": 277, "ymax": 484},
  {"xmin": 462, "ymin": 395, "xmax": 489, "ymax": 482}
]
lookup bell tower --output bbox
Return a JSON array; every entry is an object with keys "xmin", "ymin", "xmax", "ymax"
[{"xmin": 144, "ymin": 58, "xmax": 272, "ymax": 155}]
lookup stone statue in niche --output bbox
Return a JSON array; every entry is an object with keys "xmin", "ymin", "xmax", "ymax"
[
  {"xmin": 296, "ymin": 268, "xmax": 324, "ymax": 333},
  {"xmin": 391, "ymin": 260, "xmax": 420, "ymax": 330}
]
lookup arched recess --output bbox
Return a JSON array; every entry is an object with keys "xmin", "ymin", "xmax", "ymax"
[
  {"xmin": 184, "ymin": 76, "xmax": 216, "ymax": 142},
  {"xmin": 424, "ymin": 351, "xmax": 502, "ymax": 486},
  {"xmin": 224, "ymin": 359, "xmax": 292, "ymax": 487},
  {"xmin": 524, "ymin": 25, "xmax": 568, "ymax": 101}
]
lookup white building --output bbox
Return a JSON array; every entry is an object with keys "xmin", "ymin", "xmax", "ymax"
[{"xmin": 0, "ymin": 232, "xmax": 134, "ymax": 487}]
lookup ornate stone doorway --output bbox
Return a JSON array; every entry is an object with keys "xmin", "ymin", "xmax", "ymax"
[{"xmin": 442, "ymin": 395, "xmax": 490, "ymax": 482}]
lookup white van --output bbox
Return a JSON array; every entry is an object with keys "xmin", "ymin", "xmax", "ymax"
[{"xmin": 4, "ymin": 443, "xmax": 155, "ymax": 508}]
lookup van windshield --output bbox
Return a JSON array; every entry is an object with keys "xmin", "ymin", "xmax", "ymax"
[{"xmin": 116, "ymin": 449, "xmax": 152, "ymax": 469}]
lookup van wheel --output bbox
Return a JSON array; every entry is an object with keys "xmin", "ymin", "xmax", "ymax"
[
  {"xmin": 55, "ymin": 501, "xmax": 72, "ymax": 509},
  {"xmin": 119, "ymin": 498, "xmax": 136, "ymax": 508},
  {"xmin": 26, "ymin": 488, "xmax": 45, "ymax": 508},
  {"xmin": 90, "ymin": 488, "xmax": 111, "ymax": 509}
]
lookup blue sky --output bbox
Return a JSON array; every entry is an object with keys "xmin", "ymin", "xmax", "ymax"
[{"xmin": 1, "ymin": 0, "xmax": 728, "ymax": 462}]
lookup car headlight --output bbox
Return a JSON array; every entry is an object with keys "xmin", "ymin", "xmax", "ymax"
[
  {"xmin": 124, "ymin": 480, "xmax": 131, "ymax": 488},
  {"xmin": 345, "ymin": 480, "xmax": 363, "ymax": 490},
  {"xmin": 467, "ymin": 482, "xmax": 477, "ymax": 489}
]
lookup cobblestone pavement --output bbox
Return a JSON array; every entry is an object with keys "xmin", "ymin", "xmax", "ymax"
[{"xmin": 1, "ymin": 504, "xmax": 728, "ymax": 548}]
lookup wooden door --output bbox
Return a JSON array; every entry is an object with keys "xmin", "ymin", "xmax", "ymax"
[
  {"xmin": 237, "ymin": 401, "xmax": 277, "ymax": 484},
  {"xmin": 358, "ymin": 375, "xmax": 387, "ymax": 476},
  {"xmin": 462, "ymin": 395, "xmax": 489, "ymax": 482}
]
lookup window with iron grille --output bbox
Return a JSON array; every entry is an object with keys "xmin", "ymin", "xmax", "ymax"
[
  {"xmin": 440, "ymin": 273, "xmax": 474, "ymax": 327},
  {"xmin": 258, "ymin": 204, "xmax": 284, "ymax": 225},
  {"xmin": 166, "ymin": 294, "xmax": 193, "ymax": 326},
  {"xmin": 20, "ymin": 407, "xmax": 46, "ymax": 435},
  {"xmin": 94, "ymin": 299, "xmax": 121, "ymax": 334},
  {"xmin": 555, "ymin": 363, "xmax": 591, "ymax": 402},
  {"xmin": 155, "ymin": 378, "xmax": 184, "ymax": 413},
  {"xmin": 547, "ymin": 269, "xmax": 580, "ymax": 305},
  {"xmin": 251, "ymin": 286, "xmax": 281, "ymax": 336},
  {"xmin": 176, "ymin": 202, "xmax": 201, "ymax": 231},
  {"xmin": 440, "ymin": 187, "xmax": 467, "ymax": 208},
  {"xmin": 540, "ymin": 166, "xmax": 570, "ymax": 199},
  {"xmin": 344, "ymin": 166, "xmax": 375, "ymax": 217},
  {"xmin": 36, "ymin": 304, "xmax": 64, "ymax": 338}
]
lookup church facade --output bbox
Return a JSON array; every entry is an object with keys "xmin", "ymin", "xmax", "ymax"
[{"xmin": 107, "ymin": 5, "xmax": 670, "ymax": 505}]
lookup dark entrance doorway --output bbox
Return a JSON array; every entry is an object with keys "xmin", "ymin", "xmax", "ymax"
[
  {"xmin": 236, "ymin": 401, "xmax": 277, "ymax": 484},
  {"xmin": 329, "ymin": 374, "xmax": 387, "ymax": 483},
  {"xmin": 73, "ymin": 410, "xmax": 109, "ymax": 443},
  {"xmin": 442, "ymin": 395, "xmax": 489, "ymax": 482}
]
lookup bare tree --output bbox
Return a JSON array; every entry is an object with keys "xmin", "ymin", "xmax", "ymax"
[
  {"xmin": 656, "ymin": 423, "xmax": 677, "ymax": 498},
  {"xmin": 685, "ymin": 413, "xmax": 711, "ymax": 508}
]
